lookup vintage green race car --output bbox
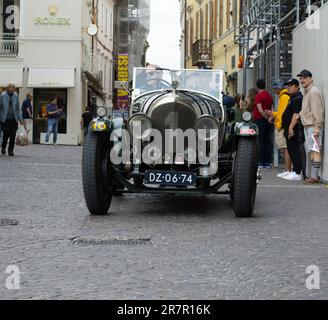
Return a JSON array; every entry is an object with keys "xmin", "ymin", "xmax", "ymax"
[{"xmin": 82, "ymin": 68, "xmax": 260, "ymax": 218}]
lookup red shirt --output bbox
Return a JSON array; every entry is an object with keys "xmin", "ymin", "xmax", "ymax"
[{"xmin": 253, "ymin": 90, "xmax": 273, "ymax": 120}]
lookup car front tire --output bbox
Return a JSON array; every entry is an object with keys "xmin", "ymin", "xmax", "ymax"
[
  {"xmin": 232, "ymin": 137, "xmax": 258, "ymax": 218},
  {"xmin": 82, "ymin": 131, "xmax": 113, "ymax": 216}
]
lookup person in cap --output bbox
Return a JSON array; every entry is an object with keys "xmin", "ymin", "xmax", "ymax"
[
  {"xmin": 253, "ymin": 79, "xmax": 274, "ymax": 169},
  {"xmin": 0, "ymin": 82, "xmax": 23, "ymax": 156},
  {"xmin": 297, "ymin": 70, "xmax": 325, "ymax": 184},
  {"xmin": 281, "ymin": 78, "xmax": 306, "ymax": 181},
  {"xmin": 266, "ymin": 80, "xmax": 291, "ymax": 178}
]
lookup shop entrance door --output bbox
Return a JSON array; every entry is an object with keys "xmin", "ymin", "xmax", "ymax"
[{"xmin": 33, "ymin": 89, "xmax": 67, "ymax": 144}]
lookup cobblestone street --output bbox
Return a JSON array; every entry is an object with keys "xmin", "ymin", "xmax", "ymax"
[{"xmin": 0, "ymin": 145, "xmax": 328, "ymax": 299}]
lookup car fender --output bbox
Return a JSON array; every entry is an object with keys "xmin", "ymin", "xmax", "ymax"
[
  {"xmin": 235, "ymin": 122, "xmax": 259, "ymax": 137},
  {"xmin": 90, "ymin": 117, "xmax": 113, "ymax": 133}
]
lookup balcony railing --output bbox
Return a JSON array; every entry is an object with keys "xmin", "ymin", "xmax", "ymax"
[
  {"xmin": 192, "ymin": 39, "xmax": 213, "ymax": 67},
  {"xmin": 0, "ymin": 34, "xmax": 19, "ymax": 57}
]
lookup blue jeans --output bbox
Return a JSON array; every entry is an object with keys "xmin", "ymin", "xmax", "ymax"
[{"xmin": 45, "ymin": 119, "xmax": 59, "ymax": 144}]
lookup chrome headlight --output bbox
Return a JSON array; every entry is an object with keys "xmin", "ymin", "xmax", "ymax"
[
  {"xmin": 194, "ymin": 115, "xmax": 220, "ymax": 141},
  {"xmin": 242, "ymin": 111, "xmax": 252, "ymax": 122},
  {"xmin": 97, "ymin": 106, "xmax": 107, "ymax": 118},
  {"xmin": 128, "ymin": 113, "xmax": 152, "ymax": 139}
]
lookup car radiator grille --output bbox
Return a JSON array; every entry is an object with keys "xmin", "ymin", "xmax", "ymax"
[
  {"xmin": 150, "ymin": 103, "xmax": 197, "ymax": 135},
  {"xmin": 149, "ymin": 103, "xmax": 198, "ymax": 159}
]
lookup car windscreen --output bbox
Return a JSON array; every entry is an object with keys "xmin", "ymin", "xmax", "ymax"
[{"xmin": 133, "ymin": 68, "xmax": 224, "ymax": 103}]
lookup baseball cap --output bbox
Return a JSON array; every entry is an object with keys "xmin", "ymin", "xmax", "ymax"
[
  {"xmin": 285, "ymin": 78, "xmax": 300, "ymax": 86},
  {"xmin": 272, "ymin": 79, "xmax": 285, "ymax": 90},
  {"xmin": 297, "ymin": 69, "xmax": 312, "ymax": 78}
]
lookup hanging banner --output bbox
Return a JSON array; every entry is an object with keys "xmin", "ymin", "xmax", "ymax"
[{"xmin": 114, "ymin": 54, "xmax": 129, "ymax": 119}]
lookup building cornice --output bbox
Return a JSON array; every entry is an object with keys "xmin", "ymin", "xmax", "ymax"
[{"xmin": 18, "ymin": 37, "xmax": 82, "ymax": 42}]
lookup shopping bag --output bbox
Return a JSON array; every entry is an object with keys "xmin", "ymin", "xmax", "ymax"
[
  {"xmin": 16, "ymin": 126, "xmax": 29, "ymax": 146},
  {"xmin": 311, "ymin": 134, "xmax": 320, "ymax": 153}
]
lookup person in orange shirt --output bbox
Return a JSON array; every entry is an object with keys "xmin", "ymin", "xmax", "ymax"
[{"xmin": 267, "ymin": 80, "xmax": 292, "ymax": 178}]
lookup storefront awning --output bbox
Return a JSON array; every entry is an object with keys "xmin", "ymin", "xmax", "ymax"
[
  {"xmin": 27, "ymin": 68, "xmax": 75, "ymax": 88},
  {"xmin": 0, "ymin": 66, "xmax": 24, "ymax": 87}
]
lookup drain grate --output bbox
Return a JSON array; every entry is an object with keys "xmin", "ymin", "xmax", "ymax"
[
  {"xmin": 0, "ymin": 219, "xmax": 19, "ymax": 226},
  {"xmin": 72, "ymin": 236, "xmax": 151, "ymax": 246}
]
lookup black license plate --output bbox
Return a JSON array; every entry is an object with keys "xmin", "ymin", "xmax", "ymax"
[{"xmin": 144, "ymin": 171, "xmax": 197, "ymax": 186}]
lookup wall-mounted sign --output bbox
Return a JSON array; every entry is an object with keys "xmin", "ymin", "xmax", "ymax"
[
  {"xmin": 34, "ymin": 4, "xmax": 71, "ymax": 26},
  {"xmin": 27, "ymin": 68, "xmax": 75, "ymax": 88},
  {"xmin": 115, "ymin": 54, "xmax": 129, "ymax": 113}
]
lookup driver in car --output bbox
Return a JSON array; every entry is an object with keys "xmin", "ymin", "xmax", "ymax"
[{"xmin": 140, "ymin": 64, "xmax": 170, "ymax": 93}]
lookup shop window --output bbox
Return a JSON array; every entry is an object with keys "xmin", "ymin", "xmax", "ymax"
[{"xmin": 33, "ymin": 89, "xmax": 67, "ymax": 144}]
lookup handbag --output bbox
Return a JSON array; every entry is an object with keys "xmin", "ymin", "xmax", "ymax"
[{"xmin": 16, "ymin": 126, "xmax": 29, "ymax": 146}]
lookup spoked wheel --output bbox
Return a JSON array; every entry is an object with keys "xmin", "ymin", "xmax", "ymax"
[
  {"xmin": 82, "ymin": 131, "xmax": 113, "ymax": 216},
  {"xmin": 232, "ymin": 138, "xmax": 258, "ymax": 218}
]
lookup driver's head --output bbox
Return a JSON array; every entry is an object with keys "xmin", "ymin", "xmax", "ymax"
[{"xmin": 146, "ymin": 64, "xmax": 163, "ymax": 87}]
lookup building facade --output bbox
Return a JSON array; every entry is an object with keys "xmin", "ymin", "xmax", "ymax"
[
  {"xmin": 236, "ymin": 0, "xmax": 328, "ymax": 94},
  {"xmin": 0, "ymin": 0, "xmax": 116, "ymax": 145},
  {"xmin": 82, "ymin": 0, "xmax": 116, "ymax": 115},
  {"xmin": 183, "ymin": 0, "xmax": 241, "ymax": 95}
]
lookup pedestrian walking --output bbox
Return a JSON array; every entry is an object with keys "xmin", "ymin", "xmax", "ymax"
[
  {"xmin": 297, "ymin": 70, "xmax": 325, "ymax": 184},
  {"xmin": 21, "ymin": 93, "xmax": 33, "ymax": 143},
  {"xmin": 0, "ymin": 82, "xmax": 23, "ymax": 156},
  {"xmin": 281, "ymin": 78, "xmax": 306, "ymax": 181},
  {"xmin": 266, "ymin": 80, "xmax": 292, "ymax": 178},
  {"xmin": 81, "ymin": 106, "xmax": 93, "ymax": 137},
  {"xmin": 253, "ymin": 79, "xmax": 274, "ymax": 169},
  {"xmin": 45, "ymin": 96, "xmax": 63, "ymax": 145}
]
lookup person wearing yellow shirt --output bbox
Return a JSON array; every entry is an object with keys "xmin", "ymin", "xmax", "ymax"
[{"xmin": 267, "ymin": 80, "xmax": 292, "ymax": 178}]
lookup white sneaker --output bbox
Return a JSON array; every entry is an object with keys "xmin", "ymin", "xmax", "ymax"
[
  {"xmin": 277, "ymin": 171, "xmax": 290, "ymax": 178},
  {"xmin": 282, "ymin": 172, "xmax": 302, "ymax": 181}
]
